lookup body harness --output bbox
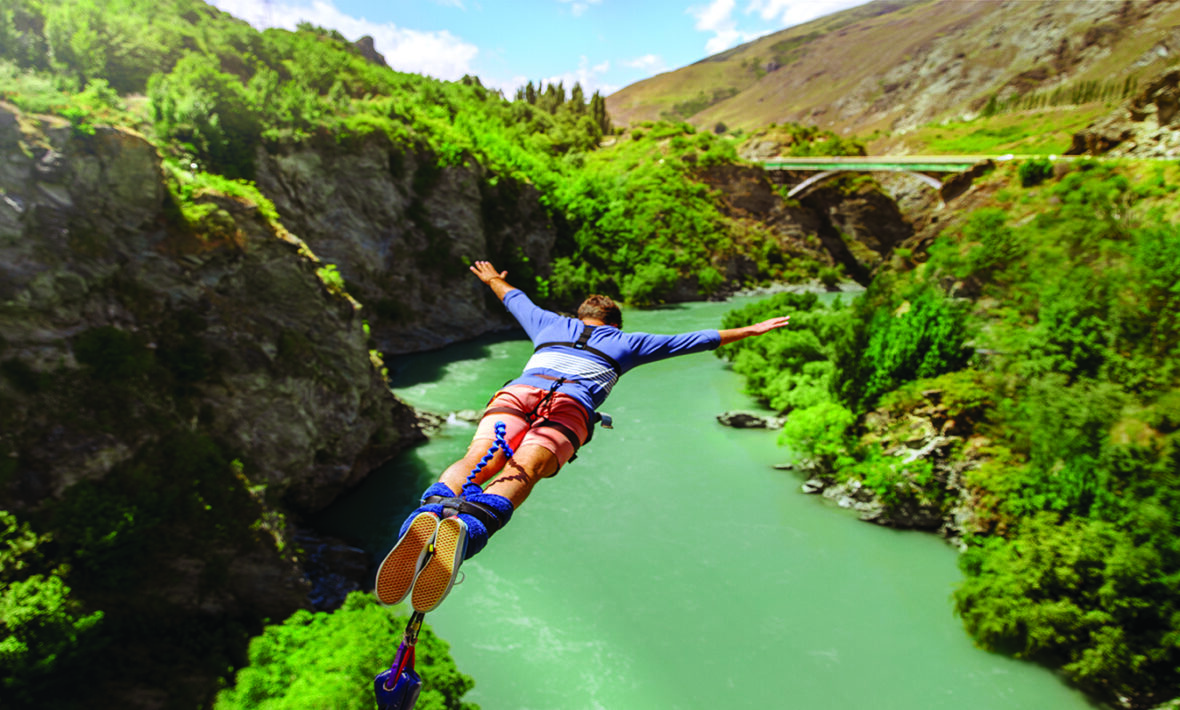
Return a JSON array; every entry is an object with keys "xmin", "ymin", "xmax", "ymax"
[{"xmin": 482, "ymin": 323, "xmax": 615, "ymax": 463}]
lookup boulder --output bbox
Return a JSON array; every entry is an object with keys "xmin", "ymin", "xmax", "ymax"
[{"xmin": 716, "ymin": 411, "xmax": 786, "ymax": 428}]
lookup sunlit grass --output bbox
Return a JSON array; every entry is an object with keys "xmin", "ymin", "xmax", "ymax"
[{"xmin": 870, "ymin": 104, "xmax": 1111, "ymax": 155}]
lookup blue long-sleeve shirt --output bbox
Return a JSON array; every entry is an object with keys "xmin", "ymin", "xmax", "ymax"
[{"xmin": 502, "ymin": 289, "xmax": 721, "ymax": 416}]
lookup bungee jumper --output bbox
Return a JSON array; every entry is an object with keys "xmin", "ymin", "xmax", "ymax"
[{"xmin": 373, "ymin": 260, "xmax": 790, "ymax": 707}]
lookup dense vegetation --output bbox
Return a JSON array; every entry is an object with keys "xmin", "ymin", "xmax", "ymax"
[
  {"xmin": 718, "ymin": 160, "xmax": 1180, "ymax": 708},
  {"xmin": 0, "ymin": 0, "xmax": 832, "ymax": 308}
]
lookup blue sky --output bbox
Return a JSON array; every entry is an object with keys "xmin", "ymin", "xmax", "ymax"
[{"xmin": 206, "ymin": 0, "xmax": 870, "ymax": 97}]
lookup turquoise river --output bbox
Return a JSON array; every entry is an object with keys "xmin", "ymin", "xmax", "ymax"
[{"xmin": 318, "ymin": 296, "xmax": 1102, "ymax": 710}]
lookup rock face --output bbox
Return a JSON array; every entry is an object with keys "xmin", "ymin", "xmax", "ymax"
[
  {"xmin": 0, "ymin": 102, "xmax": 419, "ymax": 515},
  {"xmin": 800, "ymin": 181, "xmax": 913, "ymax": 285},
  {"xmin": 254, "ymin": 133, "xmax": 561, "ymax": 353},
  {"xmin": 696, "ymin": 163, "xmax": 914, "ymax": 287},
  {"xmin": 1069, "ymin": 68, "xmax": 1180, "ymax": 157},
  {"xmin": 0, "ymin": 101, "xmax": 424, "ymax": 703}
]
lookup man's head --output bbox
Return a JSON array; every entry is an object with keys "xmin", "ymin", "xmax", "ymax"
[{"xmin": 577, "ymin": 294, "xmax": 622, "ymax": 328}]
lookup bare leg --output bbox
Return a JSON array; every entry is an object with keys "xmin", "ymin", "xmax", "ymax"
[
  {"xmin": 483, "ymin": 444, "xmax": 559, "ymax": 508},
  {"xmin": 437, "ymin": 412, "xmax": 529, "ymax": 492},
  {"xmin": 438, "ymin": 439, "xmax": 510, "ymax": 493}
]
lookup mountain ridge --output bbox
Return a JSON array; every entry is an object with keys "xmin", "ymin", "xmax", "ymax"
[{"xmin": 607, "ymin": 0, "xmax": 1180, "ymax": 145}]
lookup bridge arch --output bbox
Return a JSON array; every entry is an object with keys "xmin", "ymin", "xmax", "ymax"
[{"xmin": 785, "ymin": 169, "xmax": 944, "ymax": 199}]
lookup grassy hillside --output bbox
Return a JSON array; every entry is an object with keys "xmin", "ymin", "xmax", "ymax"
[{"xmin": 608, "ymin": 0, "xmax": 1180, "ymax": 149}]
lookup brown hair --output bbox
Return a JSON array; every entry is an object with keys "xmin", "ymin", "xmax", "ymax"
[{"xmin": 577, "ymin": 294, "xmax": 622, "ymax": 328}]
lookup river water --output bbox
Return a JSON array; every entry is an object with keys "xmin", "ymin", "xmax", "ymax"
[{"xmin": 317, "ymin": 296, "xmax": 1100, "ymax": 710}]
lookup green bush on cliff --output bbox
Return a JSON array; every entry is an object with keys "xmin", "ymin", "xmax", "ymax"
[
  {"xmin": 148, "ymin": 53, "xmax": 263, "ymax": 179},
  {"xmin": 548, "ymin": 121, "xmax": 798, "ymax": 304},
  {"xmin": 215, "ymin": 593, "xmax": 477, "ymax": 710},
  {"xmin": 0, "ymin": 512, "xmax": 105, "ymax": 706}
]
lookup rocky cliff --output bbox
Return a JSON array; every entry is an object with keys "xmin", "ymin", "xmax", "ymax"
[
  {"xmin": 696, "ymin": 163, "xmax": 914, "ymax": 287},
  {"xmin": 0, "ymin": 101, "xmax": 423, "ymax": 705},
  {"xmin": 254, "ymin": 133, "xmax": 562, "ymax": 354},
  {"xmin": 0, "ymin": 101, "xmax": 419, "ymax": 515},
  {"xmin": 1069, "ymin": 67, "xmax": 1180, "ymax": 157}
]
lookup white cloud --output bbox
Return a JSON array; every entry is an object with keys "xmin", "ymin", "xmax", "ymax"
[
  {"xmin": 558, "ymin": 0, "xmax": 602, "ymax": 18},
  {"xmin": 206, "ymin": 0, "xmax": 479, "ymax": 81},
  {"xmin": 745, "ymin": 0, "xmax": 869, "ymax": 28},
  {"xmin": 623, "ymin": 54, "xmax": 666, "ymax": 72},
  {"xmin": 692, "ymin": 0, "xmax": 736, "ymax": 32},
  {"xmin": 689, "ymin": 0, "xmax": 761, "ymax": 54}
]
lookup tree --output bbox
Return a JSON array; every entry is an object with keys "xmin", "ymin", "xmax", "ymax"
[
  {"xmin": 589, "ymin": 92, "xmax": 611, "ymax": 135},
  {"xmin": 147, "ymin": 53, "xmax": 262, "ymax": 178}
]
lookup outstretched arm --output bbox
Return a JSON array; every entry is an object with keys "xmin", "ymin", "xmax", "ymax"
[
  {"xmin": 718, "ymin": 316, "xmax": 791, "ymax": 346},
  {"xmin": 470, "ymin": 260, "xmax": 517, "ymax": 302}
]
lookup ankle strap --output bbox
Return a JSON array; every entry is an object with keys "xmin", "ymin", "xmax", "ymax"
[{"xmin": 423, "ymin": 495, "xmax": 505, "ymax": 534}]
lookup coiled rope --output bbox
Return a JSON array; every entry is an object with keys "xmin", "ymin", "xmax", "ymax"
[{"xmin": 464, "ymin": 420, "xmax": 513, "ymax": 492}]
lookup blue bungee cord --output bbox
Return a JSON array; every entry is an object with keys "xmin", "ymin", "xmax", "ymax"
[{"xmin": 464, "ymin": 420, "xmax": 513, "ymax": 493}]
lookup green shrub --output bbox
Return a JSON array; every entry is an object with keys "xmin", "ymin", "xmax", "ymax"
[
  {"xmin": 148, "ymin": 53, "xmax": 263, "ymax": 179},
  {"xmin": 1, "ymin": 511, "xmax": 104, "ymax": 706},
  {"xmin": 214, "ymin": 593, "xmax": 476, "ymax": 710},
  {"xmin": 956, "ymin": 513, "xmax": 1180, "ymax": 707},
  {"xmin": 836, "ymin": 283, "xmax": 973, "ymax": 411},
  {"xmin": 1018, "ymin": 158, "xmax": 1054, "ymax": 187},
  {"xmin": 779, "ymin": 401, "xmax": 856, "ymax": 470}
]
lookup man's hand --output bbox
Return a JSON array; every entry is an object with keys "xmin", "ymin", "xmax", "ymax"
[
  {"xmin": 470, "ymin": 260, "xmax": 516, "ymax": 301},
  {"xmin": 470, "ymin": 260, "xmax": 508, "ymax": 284},
  {"xmin": 748, "ymin": 316, "xmax": 791, "ymax": 336},
  {"xmin": 718, "ymin": 315, "xmax": 790, "ymax": 346}
]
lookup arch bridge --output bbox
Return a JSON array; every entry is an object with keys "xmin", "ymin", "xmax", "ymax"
[{"xmin": 762, "ymin": 155, "xmax": 991, "ymax": 199}]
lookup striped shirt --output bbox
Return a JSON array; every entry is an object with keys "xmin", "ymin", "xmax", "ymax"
[{"xmin": 501, "ymin": 289, "xmax": 721, "ymax": 417}]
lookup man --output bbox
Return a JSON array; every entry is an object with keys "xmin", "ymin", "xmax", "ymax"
[{"xmin": 376, "ymin": 260, "xmax": 791, "ymax": 613}]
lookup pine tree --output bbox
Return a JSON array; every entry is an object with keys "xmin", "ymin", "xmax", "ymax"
[
  {"xmin": 570, "ymin": 82, "xmax": 585, "ymax": 114},
  {"xmin": 590, "ymin": 91, "xmax": 611, "ymax": 135}
]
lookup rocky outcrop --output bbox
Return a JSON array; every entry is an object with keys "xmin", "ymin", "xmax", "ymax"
[
  {"xmin": 1068, "ymin": 68, "xmax": 1180, "ymax": 157},
  {"xmin": 353, "ymin": 35, "xmax": 388, "ymax": 67},
  {"xmin": 254, "ymin": 133, "xmax": 561, "ymax": 353},
  {"xmin": 696, "ymin": 163, "xmax": 913, "ymax": 287},
  {"xmin": 0, "ymin": 102, "xmax": 420, "ymax": 515},
  {"xmin": 716, "ymin": 410, "xmax": 786, "ymax": 429},
  {"xmin": 792, "ymin": 386, "xmax": 987, "ymax": 543},
  {"xmin": 798, "ymin": 180, "xmax": 914, "ymax": 286}
]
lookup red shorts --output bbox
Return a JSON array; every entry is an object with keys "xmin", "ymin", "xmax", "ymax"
[{"xmin": 474, "ymin": 384, "xmax": 590, "ymax": 468}]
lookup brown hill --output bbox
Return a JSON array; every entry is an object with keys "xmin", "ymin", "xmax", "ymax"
[{"xmin": 606, "ymin": 0, "xmax": 1180, "ymax": 141}]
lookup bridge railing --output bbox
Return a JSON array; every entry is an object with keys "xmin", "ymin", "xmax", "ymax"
[{"xmin": 762, "ymin": 155, "xmax": 997, "ymax": 172}]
